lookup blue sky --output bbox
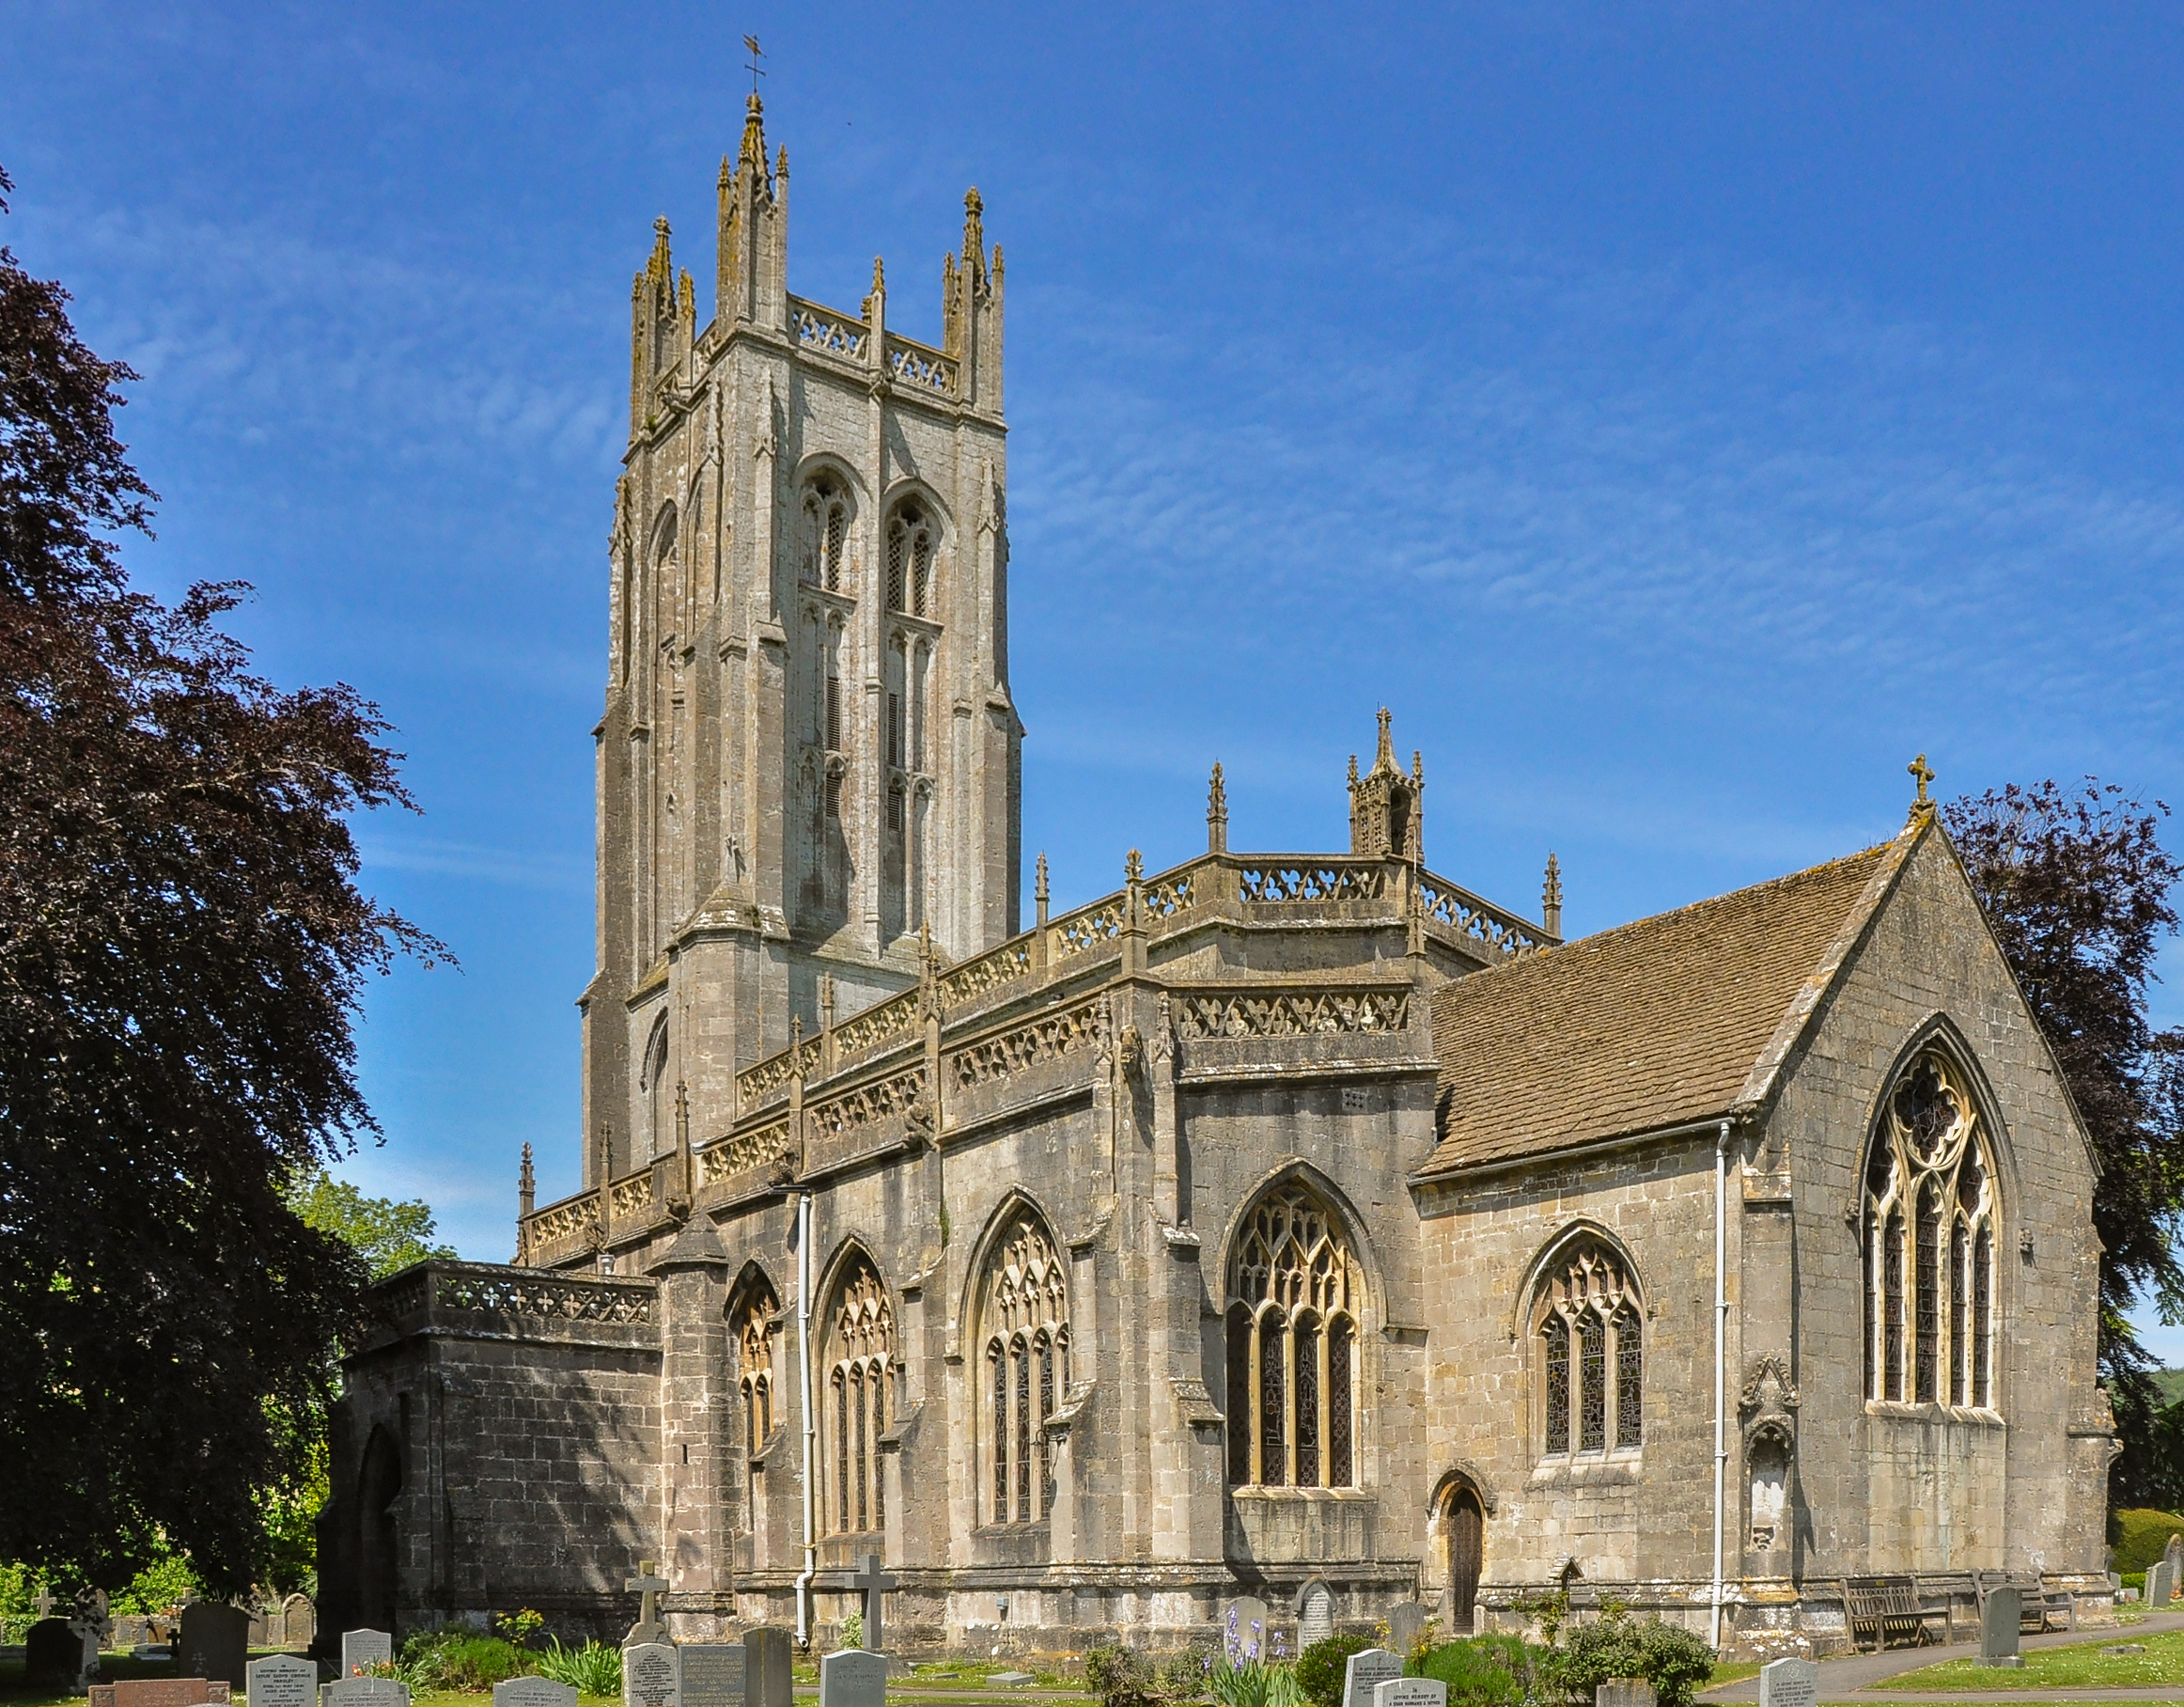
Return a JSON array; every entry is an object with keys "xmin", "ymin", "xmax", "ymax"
[{"xmin": 6, "ymin": 5, "xmax": 2184, "ymax": 1343}]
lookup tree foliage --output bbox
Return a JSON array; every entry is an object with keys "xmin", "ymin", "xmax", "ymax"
[
  {"xmin": 0, "ymin": 168, "xmax": 443, "ymax": 1595},
  {"xmin": 289, "ymin": 1170, "xmax": 457, "ymax": 1282},
  {"xmin": 1944, "ymin": 779, "xmax": 2184, "ymax": 1506}
]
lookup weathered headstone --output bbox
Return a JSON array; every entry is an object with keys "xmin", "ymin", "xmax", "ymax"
[
  {"xmin": 1374, "ymin": 1682, "xmax": 1447, "ymax": 1707},
  {"xmin": 23, "ymin": 1618, "xmax": 80, "ymax": 1686},
  {"xmin": 341, "ymin": 1628, "xmax": 395, "ymax": 1678},
  {"xmin": 495, "ymin": 1680, "xmax": 579, "ymax": 1707},
  {"xmin": 742, "ymin": 1629, "xmax": 794, "ymax": 1707},
  {"xmin": 88, "ymin": 1681, "xmax": 232, "ymax": 1707},
  {"xmin": 321, "ymin": 1679, "xmax": 409, "ymax": 1707},
  {"xmin": 679, "ymin": 1645, "xmax": 746, "ymax": 1707},
  {"xmin": 1386, "ymin": 1604, "xmax": 1427, "ymax": 1658},
  {"xmin": 818, "ymin": 1649, "xmax": 887, "ymax": 1707},
  {"xmin": 624, "ymin": 1641, "xmax": 681, "ymax": 1707},
  {"xmin": 1342, "ymin": 1648, "xmax": 1405, "ymax": 1707},
  {"xmin": 1595, "ymin": 1684, "xmax": 1657, "ymax": 1707},
  {"xmin": 280, "ymin": 1595, "xmax": 317, "ymax": 1651},
  {"xmin": 179, "ymin": 1604, "xmax": 252, "ymax": 1688},
  {"xmin": 849, "ymin": 1553, "xmax": 897, "ymax": 1654},
  {"xmin": 1298, "ymin": 1583, "xmax": 1335, "ymax": 1652},
  {"xmin": 1981, "ymin": 1587, "xmax": 2023, "ymax": 1668},
  {"xmin": 2164, "ymin": 1533, "xmax": 2182, "ymax": 1579},
  {"xmin": 252, "ymin": 1654, "xmax": 320, "ymax": 1707},
  {"xmin": 1756, "ymin": 1658, "xmax": 1817, "ymax": 1707},
  {"xmin": 1225, "ymin": 1596, "xmax": 1272, "ymax": 1661},
  {"xmin": 1471, "ymin": 1604, "xmax": 1488, "ymax": 1638}
]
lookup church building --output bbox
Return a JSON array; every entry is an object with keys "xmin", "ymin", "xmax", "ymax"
[{"xmin": 320, "ymin": 101, "xmax": 2115, "ymax": 1659}]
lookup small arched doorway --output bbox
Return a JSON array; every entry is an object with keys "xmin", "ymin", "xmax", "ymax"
[
  {"xmin": 356, "ymin": 1424, "xmax": 403, "ymax": 1633},
  {"xmin": 1443, "ymin": 1481, "xmax": 1484, "ymax": 1627}
]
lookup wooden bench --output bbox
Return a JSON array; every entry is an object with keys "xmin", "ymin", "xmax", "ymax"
[
  {"xmin": 1839, "ymin": 1575, "xmax": 1950, "ymax": 1652},
  {"xmin": 1973, "ymin": 1570, "xmax": 2076, "ymax": 1634}
]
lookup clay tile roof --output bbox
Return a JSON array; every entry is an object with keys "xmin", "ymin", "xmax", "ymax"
[{"xmin": 1420, "ymin": 832, "xmax": 1916, "ymax": 1177}]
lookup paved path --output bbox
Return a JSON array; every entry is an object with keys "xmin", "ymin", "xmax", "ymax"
[{"xmin": 1701, "ymin": 1612, "xmax": 2184, "ymax": 1702}]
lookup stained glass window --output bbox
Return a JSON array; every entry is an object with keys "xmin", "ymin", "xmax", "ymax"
[
  {"xmin": 1327, "ymin": 1318, "xmax": 1353, "ymax": 1488},
  {"xmin": 982, "ymin": 1212, "xmax": 1069, "ymax": 1524},
  {"xmin": 1037, "ymin": 1335, "xmax": 1055, "ymax": 1511},
  {"xmin": 1225, "ymin": 1182, "xmax": 1362, "ymax": 1490},
  {"xmin": 1949, "ymin": 1221, "xmax": 1970, "ymax": 1407},
  {"xmin": 1225, "ymin": 1306, "xmax": 1254, "ymax": 1486},
  {"xmin": 1259, "ymin": 1317, "xmax": 1287, "ymax": 1487},
  {"xmin": 826, "ymin": 1257, "xmax": 892, "ymax": 1534},
  {"xmin": 1614, "ymin": 1305, "xmax": 1643, "ymax": 1449},
  {"xmin": 1578, "ymin": 1313, "xmax": 1607, "ymax": 1451},
  {"xmin": 1014, "ymin": 1341, "xmax": 1031, "ymax": 1518},
  {"xmin": 991, "ymin": 1344, "xmax": 1008, "ymax": 1520},
  {"xmin": 1973, "ymin": 1226, "xmax": 1993, "ymax": 1407},
  {"xmin": 1543, "ymin": 1316, "xmax": 1569, "ymax": 1452},
  {"xmin": 1883, "ymin": 1207, "xmax": 1906, "ymax": 1400},
  {"xmin": 1294, "ymin": 1318, "xmax": 1321, "ymax": 1488},
  {"xmin": 1534, "ymin": 1239, "xmax": 1641, "ymax": 1457}
]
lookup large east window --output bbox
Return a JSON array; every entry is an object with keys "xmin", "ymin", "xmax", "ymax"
[{"xmin": 1225, "ymin": 1182, "xmax": 1362, "ymax": 1490}]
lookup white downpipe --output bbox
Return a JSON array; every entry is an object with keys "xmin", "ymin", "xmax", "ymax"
[
  {"xmin": 795, "ymin": 1191, "xmax": 817, "ymax": 1647},
  {"xmin": 1710, "ymin": 1120, "xmax": 1730, "ymax": 1651}
]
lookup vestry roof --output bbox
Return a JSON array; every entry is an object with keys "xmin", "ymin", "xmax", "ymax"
[{"xmin": 1420, "ymin": 825, "xmax": 1923, "ymax": 1178}]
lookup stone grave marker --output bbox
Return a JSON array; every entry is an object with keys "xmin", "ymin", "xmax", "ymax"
[
  {"xmin": 1756, "ymin": 1660, "xmax": 1817, "ymax": 1707},
  {"xmin": 321, "ymin": 1679, "xmax": 409, "ymax": 1707},
  {"xmin": 624, "ymin": 1642, "xmax": 681, "ymax": 1707},
  {"xmin": 1342, "ymin": 1648, "xmax": 1404, "ymax": 1707},
  {"xmin": 989, "ymin": 1675, "xmax": 1035, "ymax": 1689},
  {"xmin": 1594, "ymin": 1684, "xmax": 1657, "ymax": 1707},
  {"xmin": 341, "ymin": 1629, "xmax": 395, "ymax": 1678},
  {"xmin": 1386, "ymin": 1604, "xmax": 1427, "ymax": 1658},
  {"xmin": 1373, "ymin": 1682, "xmax": 1447, "ymax": 1707},
  {"xmin": 849, "ymin": 1554, "xmax": 897, "ymax": 1653},
  {"xmin": 626, "ymin": 1561, "xmax": 670, "ymax": 1647},
  {"xmin": 251, "ymin": 1653, "xmax": 320, "ymax": 1707},
  {"xmin": 1471, "ymin": 1605, "xmax": 1488, "ymax": 1638},
  {"xmin": 679, "ymin": 1645, "xmax": 746, "ymax": 1707},
  {"xmin": 1298, "ymin": 1584, "xmax": 1335, "ymax": 1652},
  {"xmin": 818, "ymin": 1649, "xmax": 887, "ymax": 1707},
  {"xmin": 280, "ymin": 1595, "xmax": 317, "ymax": 1651},
  {"xmin": 89, "ymin": 1682, "xmax": 234, "ymax": 1707},
  {"xmin": 742, "ymin": 1629, "xmax": 793, "ymax": 1707},
  {"xmin": 1225, "ymin": 1597, "xmax": 1272, "ymax": 1661},
  {"xmin": 1980, "ymin": 1587, "xmax": 2022, "ymax": 1668},
  {"xmin": 23, "ymin": 1619, "xmax": 79, "ymax": 1686},
  {"xmin": 495, "ymin": 1681, "xmax": 578, "ymax": 1707},
  {"xmin": 179, "ymin": 1604, "xmax": 252, "ymax": 1688},
  {"xmin": 2165, "ymin": 1534, "xmax": 2183, "ymax": 1580}
]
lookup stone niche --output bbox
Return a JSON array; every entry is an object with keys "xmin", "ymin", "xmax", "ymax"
[{"xmin": 1227, "ymin": 1489, "xmax": 1378, "ymax": 1563}]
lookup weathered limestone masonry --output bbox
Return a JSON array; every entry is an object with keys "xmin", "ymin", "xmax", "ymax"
[{"xmin": 321, "ymin": 110, "xmax": 2111, "ymax": 1662}]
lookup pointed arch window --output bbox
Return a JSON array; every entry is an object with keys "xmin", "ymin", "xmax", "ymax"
[
  {"xmin": 980, "ymin": 1212, "xmax": 1069, "ymax": 1524},
  {"xmin": 824, "ymin": 1257, "xmax": 892, "ymax": 1534},
  {"xmin": 886, "ymin": 501, "xmax": 936, "ymax": 618},
  {"xmin": 731, "ymin": 1274, "xmax": 783, "ymax": 1532},
  {"xmin": 802, "ymin": 474, "xmax": 850, "ymax": 591},
  {"xmin": 1225, "ymin": 1182, "xmax": 1364, "ymax": 1490},
  {"xmin": 1532, "ymin": 1237, "xmax": 1642, "ymax": 1458},
  {"xmin": 1863, "ymin": 1048, "xmax": 1999, "ymax": 1409}
]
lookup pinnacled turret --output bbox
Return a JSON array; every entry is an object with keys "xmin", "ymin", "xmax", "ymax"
[
  {"xmin": 715, "ymin": 94, "xmax": 788, "ymax": 335},
  {"xmin": 630, "ymin": 216, "xmax": 692, "ymax": 436},
  {"xmin": 944, "ymin": 188, "xmax": 1005, "ymax": 414},
  {"xmin": 1349, "ymin": 708, "xmax": 1424, "ymax": 863}
]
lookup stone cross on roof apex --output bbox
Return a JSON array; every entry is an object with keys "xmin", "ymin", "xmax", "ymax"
[{"xmin": 1907, "ymin": 753, "xmax": 1937, "ymax": 825}]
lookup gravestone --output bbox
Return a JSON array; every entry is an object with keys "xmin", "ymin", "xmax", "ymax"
[
  {"xmin": 280, "ymin": 1595, "xmax": 317, "ymax": 1651},
  {"xmin": 1386, "ymin": 1604, "xmax": 1427, "ymax": 1657},
  {"xmin": 1342, "ymin": 1649, "xmax": 1405, "ymax": 1707},
  {"xmin": 179, "ymin": 1604, "xmax": 252, "ymax": 1688},
  {"xmin": 1298, "ymin": 1584, "xmax": 1335, "ymax": 1652},
  {"xmin": 1980, "ymin": 1587, "xmax": 2023, "ymax": 1668},
  {"xmin": 624, "ymin": 1641, "xmax": 681, "ymax": 1707},
  {"xmin": 1756, "ymin": 1658, "xmax": 1817, "ymax": 1707},
  {"xmin": 1472, "ymin": 1605, "xmax": 1488, "ymax": 1638},
  {"xmin": 1373, "ymin": 1682, "xmax": 1447, "ymax": 1707},
  {"xmin": 626, "ymin": 1562, "xmax": 670, "ymax": 1647},
  {"xmin": 2164, "ymin": 1534, "xmax": 2182, "ymax": 1580},
  {"xmin": 849, "ymin": 1554, "xmax": 897, "ymax": 1654},
  {"xmin": 252, "ymin": 1654, "xmax": 320, "ymax": 1707},
  {"xmin": 818, "ymin": 1649, "xmax": 887, "ymax": 1707},
  {"xmin": 341, "ymin": 1628, "xmax": 395, "ymax": 1678},
  {"xmin": 496, "ymin": 1681, "xmax": 579, "ymax": 1707},
  {"xmin": 1225, "ymin": 1597, "xmax": 1272, "ymax": 1661},
  {"xmin": 1594, "ymin": 1684, "xmax": 1657, "ymax": 1707},
  {"xmin": 321, "ymin": 1680, "xmax": 409, "ymax": 1707},
  {"xmin": 88, "ymin": 1682, "xmax": 233, "ymax": 1707},
  {"xmin": 23, "ymin": 1619, "xmax": 80, "ymax": 1686},
  {"xmin": 742, "ymin": 1629, "xmax": 794, "ymax": 1707},
  {"xmin": 679, "ymin": 1645, "xmax": 746, "ymax": 1707}
]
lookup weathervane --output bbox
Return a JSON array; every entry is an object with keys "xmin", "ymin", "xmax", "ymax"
[{"xmin": 743, "ymin": 34, "xmax": 766, "ymax": 98}]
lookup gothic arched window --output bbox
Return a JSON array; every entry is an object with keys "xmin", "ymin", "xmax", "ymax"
[
  {"xmin": 1863, "ymin": 1048, "xmax": 1998, "ymax": 1408},
  {"xmin": 979, "ymin": 1211, "xmax": 1069, "ymax": 1525},
  {"xmin": 637, "ymin": 1011, "xmax": 669, "ymax": 1165},
  {"xmin": 731, "ymin": 1272, "xmax": 782, "ymax": 1532},
  {"xmin": 802, "ymin": 474, "xmax": 850, "ymax": 591},
  {"xmin": 1533, "ymin": 1237, "xmax": 1642, "ymax": 1457},
  {"xmin": 886, "ymin": 501, "xmax": 935, "ymax": 618},
  {"xmin": 825, "ymin": 1257, "xmax": 893, "ymax": 1535},
  {"xmin": 1225, "ymin": 1182, "xmax": 1363, "ymax": 1490}
]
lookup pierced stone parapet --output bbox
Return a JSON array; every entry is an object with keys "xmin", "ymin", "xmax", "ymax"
[
  {"xmin": 950, "ymin": 999, "xmax": 1103, "ymax": 1091},
  {"xmin": 1416, "ymin": 872, "xmax": 1551, "ymax": 957},
  {"xmin": 1174, "ymin": 986, "xmax": 1412, "ymax": 1041}
]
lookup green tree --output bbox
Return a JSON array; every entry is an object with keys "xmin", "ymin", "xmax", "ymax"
[
  {"xmin": 0, "ymin": 168, "xmax": 444, "ymax": 1597},
  {"xmin": 1944, "ymin": 780, "xmax": 2184, "ymax": 1509},
  {"xmin": 289, "ymin": 1171, "xmax": 457, "ymax": 1281}
]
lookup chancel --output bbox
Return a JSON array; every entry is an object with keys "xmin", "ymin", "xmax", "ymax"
[{"xmin": 319, "ymin": 100, "xmax": 2115, "ymax": 1659}]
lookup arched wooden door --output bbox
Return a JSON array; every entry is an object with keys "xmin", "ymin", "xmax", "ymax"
[{"xmin": 1445, "ymin": 1485, "xmax": 1484, "ymax": 1626}]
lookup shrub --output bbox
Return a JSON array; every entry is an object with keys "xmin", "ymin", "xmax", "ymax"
[
  {"xmin": 1295, "ymin": 1636, "xmax": 1374, "ymax": 1707},
  {"xmin": 2112, "ymin": 1509, "xmax": 2184, "ymax": 1574},
  {"xmin": 1413, "ymin": 1636, "xmax": 1539, "ymax": 1707},
  {"xmin": 536, "ymin": 1638, "xmax": 622, "ymax": 1699},
  {"xmin": 1087, "ymin": 1645, "xmax": 1162, "ymax": 1707},
  {"xmin": 1539, "ymin": 1609, "xmax": 1714, "ymax": 1707},
  {"xmin": 396, "ymin": 1632, "xmax": 531, "ymax": 1693}
]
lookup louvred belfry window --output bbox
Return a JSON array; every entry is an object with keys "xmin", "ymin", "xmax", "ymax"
[
  {"xmin": 981, "ymin": 1213, "xmax": 1070, "ymax": 1524},
  {"xmin": 1863, "ymin": 1048, "xmax": 1999, "ymax": 1409},
  {"xmin": 1533, "ymin": 1238, "xmax": 1643, "ymax": 1458},
  {"xmin": 1224, "ymin": 1182, "xmax": 1364, "ymax": 1491}
]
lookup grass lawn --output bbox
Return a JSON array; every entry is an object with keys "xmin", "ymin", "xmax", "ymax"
[
  {"xmin": 0, "ymin": 1654, "xmax": 619, "ymax": 1707},
  {"xmin": 1885, "ymin": 1626, "xmax": 2184, "ymax": 1690},
  {"xmin": 1707, "ymin": 1661, "xmax": 1765, "ymax": 1687}
]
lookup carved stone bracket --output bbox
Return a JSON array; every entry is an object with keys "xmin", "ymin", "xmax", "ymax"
[{"xmin": 1739, "ymin": 1353, "xmax": 1801, "ymax": 1450}]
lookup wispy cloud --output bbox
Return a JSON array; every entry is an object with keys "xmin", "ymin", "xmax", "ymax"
[{"xmin": 360, "ymin": 836, "xmax": 590, "ymax": 893}]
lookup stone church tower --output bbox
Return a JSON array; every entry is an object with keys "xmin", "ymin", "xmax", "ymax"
[{"xmin": 586, "ymin": 96, "xmax": 1022, "ymax": 1183}]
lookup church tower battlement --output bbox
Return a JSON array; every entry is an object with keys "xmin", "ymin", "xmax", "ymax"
[{"xmin": 585, "ymin": 96, "xmax": 1022, "ymax": 1184}]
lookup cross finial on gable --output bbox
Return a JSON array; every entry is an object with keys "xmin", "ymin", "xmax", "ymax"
[{"xmin": 1907, "ymin": 753, "xmax": 1937, "ymax": 824}]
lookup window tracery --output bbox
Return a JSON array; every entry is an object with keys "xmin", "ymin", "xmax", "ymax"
[
  {"xmin": 980, "ymin": 1212, "xmax": 1069, "ymax": 1524},
  {"xmin": 825, "ymin": 1257, "xmax": 892, "ymax": 1534},
  {"xmin": 1225, "ymin": 1182, "xmax": 1362, "ymax": 1490},
  {"xmin": 732, "ymin": 1274, "xmax": 782, "ymax": 1532},
  {"xmin": 1863, "ymin": 1048, "xmax": 1998, "ymax": 1408},
  {"xmin": 886, "ymin": 502, "xmax": 936, "ymax": 618},
  {"xmin": 802, "ymin": 474, "xmax": 850, "ymax": 591},
  {"xmin": 1533, "ymin": 1237, "xmax": 1642, "ymax": 1457}
]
